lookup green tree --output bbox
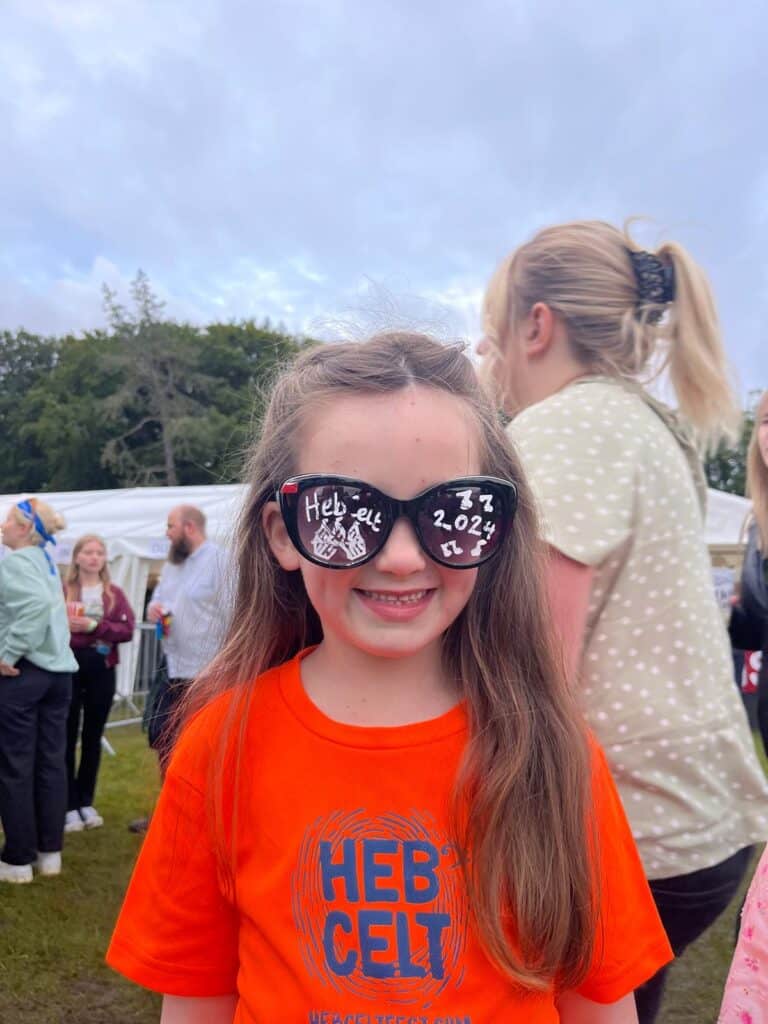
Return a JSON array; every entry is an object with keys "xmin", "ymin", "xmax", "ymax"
[
  {"xmin": 20, "ymin": 332, "xmax": 123, "ymax": 491},
  {"xmin": 705, "ymin": 391, "xmax": 762, "ymax": 495},
  {"xmin": 0, "ymin": 330, "xmax": 58, "ymax": 491},
  {"xmin": 0, "ymin": 275, "xmax": 316, "ymax": 492},
  {"xmin": 100, "ymin": 272, "xmax": 226, "ymax": 486}
]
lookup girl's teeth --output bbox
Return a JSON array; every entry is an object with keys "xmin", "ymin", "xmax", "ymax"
[{"xmin": 363, "ymin": 590, "xmax": 426, "ymax": 605}]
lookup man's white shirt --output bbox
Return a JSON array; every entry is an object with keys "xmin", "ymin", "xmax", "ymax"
[{"xmin": 152, "ymin": 540, "xmax": 229, "ymax": 679}]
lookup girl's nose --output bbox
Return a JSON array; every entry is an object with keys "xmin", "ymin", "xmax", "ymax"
[
  {"xmin": 475, "ymin": 336, "xmax": 490, "ymax": 357},
  {"xmin": 373, "ymin": 518, "xmax": 427, "ymax": 575}
]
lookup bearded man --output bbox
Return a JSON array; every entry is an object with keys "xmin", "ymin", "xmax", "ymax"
[{"xmin": 145, "ymin": 505, "xmax": 227, "ymax": 765}]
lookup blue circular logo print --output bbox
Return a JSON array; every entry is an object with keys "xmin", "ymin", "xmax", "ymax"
[{"xmin": 291, "ymin": 809, "xmax": 467, "ymax": 1005}]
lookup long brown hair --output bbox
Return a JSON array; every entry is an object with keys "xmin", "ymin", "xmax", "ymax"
[
  {"xmin": 747, "ymin": 391, "xmax": 768, "ymax": 551},
  {"xmin": 483, "ymin": 220, "xmax": 740, "ymax": 449},
  {"xmin": 65, "ymin": 534, "xmax": 116, "ymax": 612},
  {"xmin": 184, "ymin": 332, "xmax": 597, "ymax": 990}
]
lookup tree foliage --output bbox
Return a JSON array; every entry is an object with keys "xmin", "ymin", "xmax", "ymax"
[
  {"xmin": 1, "ymin": 272, "xmax": 313, "ymax": 493},
  {"xmin": 704, "ymin": 392, "xmax": 762, "ymax": 497}
]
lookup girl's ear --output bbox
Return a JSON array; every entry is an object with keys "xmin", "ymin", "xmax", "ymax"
[
  {"xmin": 522, "ymin": 301, "xmax": 556, "ymax": 358},
  {"xmin": 262, "ymin": 501, "xmax": 301, "ymax": 571}
]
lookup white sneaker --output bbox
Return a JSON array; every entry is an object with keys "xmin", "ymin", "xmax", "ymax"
[
  {"xmin": 36, "ymin": 851, "xmax": 62, "ymax": 877},
  {"xmin": 64, "ymin": 809, "xmax": 84, "ymax": 833},
  {"xmin": 79, "ymin": 806, "xmax": 104, "ymax": 829},
  {"xmin": 0, "ymin": 860, "xmax": 33, "ymax": 884}
]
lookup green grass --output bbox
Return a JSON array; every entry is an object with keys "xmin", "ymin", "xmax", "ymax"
[
  {"xmin": 0, "ymin": 725, "xmax": 763, "ymax": 1022},
  {"xmin": 0, "ymin": 725, "xmax": 161, "ymax": 1024}
]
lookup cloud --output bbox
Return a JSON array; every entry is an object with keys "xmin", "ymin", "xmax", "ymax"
[{"xmin": 0, "ymin": 0, "xmax": 766, "ymax": 394}]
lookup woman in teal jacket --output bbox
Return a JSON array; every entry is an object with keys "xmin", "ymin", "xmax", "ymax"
[{"xmin": 0, "ymin": 497, "xmax": 77, "ymax": 884}]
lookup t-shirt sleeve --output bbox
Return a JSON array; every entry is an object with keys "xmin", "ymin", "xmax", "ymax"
[
  {"xmin": 507, "ymin": 389, "xmax": 637, "ymax": 567},
  {"xmin": 576, "ymin": 743, "xmax": 673, "ymax": 1003},
  {"xmin": 106, "ymin": 709, "xmax": 239, "ymax": 996}
]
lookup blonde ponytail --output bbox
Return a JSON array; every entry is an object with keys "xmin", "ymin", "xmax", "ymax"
[{"xmin": 656, "ymin": 241, "xmax": 740, "ymax": 447}]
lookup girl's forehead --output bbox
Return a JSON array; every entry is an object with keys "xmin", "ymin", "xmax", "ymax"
[{"xmin": 297, "ymin": 388, "xmax": 482, "ymax": 489}]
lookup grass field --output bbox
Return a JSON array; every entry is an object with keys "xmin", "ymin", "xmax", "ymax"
[{"xmin": 0, "ymin": 723, "xmax": 762, "ymax": 1023}]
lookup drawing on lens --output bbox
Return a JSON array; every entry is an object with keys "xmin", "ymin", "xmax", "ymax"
[
  {"xmin": 311, "ymin": 518, "xmax": 368, "ymax": 562},
  {"xmin": 440, "ymin": 538, "xmax": 465, "ymax": 559}
]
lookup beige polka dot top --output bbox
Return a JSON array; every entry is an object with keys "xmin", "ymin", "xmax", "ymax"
[{"xmin": 509, "ymin": 377, "xmax": 768, "ymax": 879}]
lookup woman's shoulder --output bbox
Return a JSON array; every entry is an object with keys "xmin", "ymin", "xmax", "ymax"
[
  {"xmin": 0, "ymin": 546, "xmax": 44, "ymax": 578},
  {"xmin": 511, "ymin": 376, "xmax": 645, "ymax": 438}
]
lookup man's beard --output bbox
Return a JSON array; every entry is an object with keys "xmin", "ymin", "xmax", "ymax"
[{"xmin": 168, "ymin": 537, "xmax": 192, "ymax": 565}]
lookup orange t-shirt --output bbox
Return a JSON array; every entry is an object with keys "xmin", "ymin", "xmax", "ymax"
[{"xmin": 107, "ymin": 650, "xmax": 672, "ymax": 1022}]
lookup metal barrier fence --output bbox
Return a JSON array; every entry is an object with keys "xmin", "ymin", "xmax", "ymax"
[{"xmin": 106, "ymin": 623, "xmax": 162, "ymax": 729}]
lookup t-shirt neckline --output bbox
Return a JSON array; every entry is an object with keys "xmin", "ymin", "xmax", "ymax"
[{"xmin": 279, "ymin": 648, "xmax": 467, "ymax": 749}]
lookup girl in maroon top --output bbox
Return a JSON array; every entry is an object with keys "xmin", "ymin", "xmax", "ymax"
[{"xmin": 64, "ymin": 534, "xmax": 135, "ymax": 831}]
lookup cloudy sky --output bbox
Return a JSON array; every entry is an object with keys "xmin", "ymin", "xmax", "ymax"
[{"xmin": 2, "ymin": 0, "xmax": 766, "ymax": 396}]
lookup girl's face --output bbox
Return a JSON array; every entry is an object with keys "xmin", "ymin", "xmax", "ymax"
[
  {"xmin": 0, "ymin": 508, "xmax": 31, "ymax": 550},
  {"xmin": 266, "ymin": 386, "xmax": 482, "ymax": 663},
  {"xmin": 757, "ymin": 396, "xmax": 768, "ymax": 469},
  {"xmin": 76, "ymin": 540, "xmax": 107, "ymax": 576}
]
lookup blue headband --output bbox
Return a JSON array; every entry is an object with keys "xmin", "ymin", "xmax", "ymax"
[{"xmin": 16, "ymin": 500, "xmax": 57, "ymax": 574}]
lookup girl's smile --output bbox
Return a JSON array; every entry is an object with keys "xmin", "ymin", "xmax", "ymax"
[{"xmin": 354, "ymin": 586, "xmax": 435, "ymax": 621}]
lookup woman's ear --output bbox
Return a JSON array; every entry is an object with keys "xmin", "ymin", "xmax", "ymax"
[
  {"xmin": 262, "ymin": 501, "xmax": 301, "ymax": 571},
  {"xmin": 522, "ymin": 301, "xmax": 556, "ymax": 358}
]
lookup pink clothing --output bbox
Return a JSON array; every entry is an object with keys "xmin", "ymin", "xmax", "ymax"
[{"xmin": 720, "ymin": 847, "xmax": 768, "ymax": 1023}]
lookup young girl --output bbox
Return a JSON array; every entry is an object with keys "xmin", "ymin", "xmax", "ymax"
[
  {"xmin": 479, "ymin": 222, "xmax": 768, "ymax": 1023},
  {"xmin": 64, "ymin": 534, "xmax": 135, "ymax": 831},
  {"xmin": 107, "ymin": 332, "xmax": 672, "ymax": 1022}
]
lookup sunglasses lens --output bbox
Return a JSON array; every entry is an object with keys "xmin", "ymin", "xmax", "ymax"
[
  {"xmin": 417, "ymin": 484, "xmax": 506, "ymax": 566},
  {"xmin": 295, "ymin": 482, "xmax": 386, "ymax": 566}
]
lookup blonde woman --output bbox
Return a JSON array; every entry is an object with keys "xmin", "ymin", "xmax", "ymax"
[
  {"xmin": 730, "ymin": 390, "xmax": 768, "ymax": 755},
  {"xmin": 0, "ymin": 498, "xmax": 77, "ymax": 884},
  {"xmin": 64, "ymin": 535, "xmax": 135, "ymax": 831},
  {"xmin": 479, "ymin": 222, "xmax": 768, "ymax": 1023}
]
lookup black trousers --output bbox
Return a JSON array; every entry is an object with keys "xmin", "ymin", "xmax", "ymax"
[
  {"xmin": 635, "ymin": 845, "xmax": 753, "ymax": 1023},
  {"xmin": 147, "ymin": 674, "xmax": 190, "ymax": 772},
  {"xmin": 0, "ymin": 659, "xmax": 72, "ymax": 865},
  {"xmin": 66, "ymin": 648, "xmax": 116, "ymax": 810}
]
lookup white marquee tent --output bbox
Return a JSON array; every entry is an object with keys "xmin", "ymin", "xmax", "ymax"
[{"xmin": 0, "ymin": 483, "xmax": 754, "ymax": 698}]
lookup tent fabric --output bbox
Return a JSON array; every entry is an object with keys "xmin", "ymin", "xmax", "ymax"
[
  {"xmin": 0, "ymin": 483, "xmax": 754, "ymax": 696},
  {"xmin": 704, "ymin": 487, "xmax": 752, "ymax": 546}
]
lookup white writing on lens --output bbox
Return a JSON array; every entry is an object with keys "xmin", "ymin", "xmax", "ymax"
[
  {"xmin": 431, "ymin": 487, "xmax": 497, "ymax": 551},
  {"xmin": 440, "ymin": 539, "xmax": 465, "ymax": 558},
  {"xmin": 304, "ymin": 491, "xmax": 382, "ymax": 532}
]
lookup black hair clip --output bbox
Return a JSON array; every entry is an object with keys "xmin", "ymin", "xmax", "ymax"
[{"xmin": 628, "ymin": 249, "xmax": 676, "ymax": 324}]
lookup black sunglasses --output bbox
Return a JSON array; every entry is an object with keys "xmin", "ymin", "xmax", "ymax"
[{"xmin": 277, "ymin": 474, "xmax": 517, "ymax": 569}]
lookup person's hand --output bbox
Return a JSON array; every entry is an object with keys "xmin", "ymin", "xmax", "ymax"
[
  {"xmin": 146, "ymin": 602, "xmax": 164, "ymax": 624},
  {"xmin": 0, "ymin": 661, "xmax": 20, "ymax": 677},
  {"xmin": 69, "ymin": 615, "xmax": 96, "ymax": 633}
]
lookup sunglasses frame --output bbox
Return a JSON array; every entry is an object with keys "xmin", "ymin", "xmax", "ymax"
[{"xmin": 277, "ymin": 474, "xmax": 517, "ymax": 570}]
